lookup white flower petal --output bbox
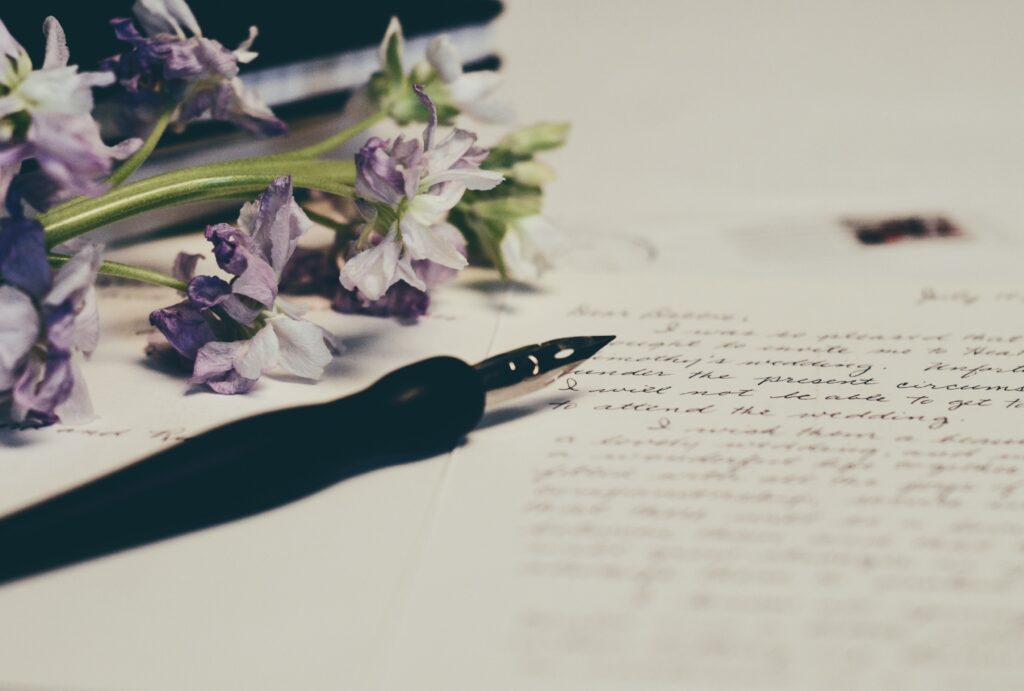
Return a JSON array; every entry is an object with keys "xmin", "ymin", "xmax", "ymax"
[
  {"xmin": 424, "ymin": 128, "xmax": 475, "ymax": 170},
  {"xmin": 191, "ymin": 341, "xmax": 241, "ymax": 380},
  {"xmin": 400, "ymin": 217, "xmax": 468, "ymax": 270},
  {"xmin": 407, "ymin": 186, "xmax": 464, "ymax": 225},
  {"xmin": 270, "ymin": 316, "xmax": 333, "ymax": 380},
  {"xmin": 53, "ymin": 354, "xmax": 95, "ymax": 425},
  {"xmin": 420, "ymin": 167, "xmax": 504, "ymax": 191},
  {"xmin": 233, "ymin": 325, "xmax": 279, "ymax": 380},
  {"xmin": 394, "ymin": 252, "xmax": 428, "ymax": 292},
  {"xmin": 73, "ymin": 287, "xmax": 100, "ymax": 357},
  {"xmin": 339, "ymin": 233, "xmax": 401, "ymax": 301},
  {"xmin": 41, "ymin": 17, "xmax": 69, "ymax": 69},
  {"xmin": 426, "ymin": 35, "xmax": 462, "ymax": 83}
]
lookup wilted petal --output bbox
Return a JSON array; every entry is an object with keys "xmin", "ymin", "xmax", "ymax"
[
  {"xmin": 53, "ymin": 354, "xmax": 95, "ymax": 424},
  {"xmin": 172, "ymin": 252, "xmax": 203, "ymax": 282},
  {"xmin": 413, "ymin": 223, "xmax": 466, "ymax": 288},
  {"xmin": 339, "ymin": 233, "xmax": 402, "ymax": 301},
  {"xmin": 238, "ymin": 176, "xmax": 311, "ymax": 277},
  {"xmin": 232, "ymin": 325, "xmax": 278, "ymax": 380},
  {"xmin": 189, "ymin": 340, "xmax": 258, "ymax": 394},
  {"xmin": 0, "ymin": 216, "xmax": 50, "ymax": 300},
  {"xmin": 186, "ymin": 274, "xmax": 232, "ymax": 309},
  {"xmin": 133, "ymin": 0, "xmax": 202, "ymax": 38},
  {"xmin": 270, "ymin": 315, "xmax": 333, "ymax": 380},
  {"xmin": 333, "ymin": 281, "xmax": 430, "ymax": 321},
  {"xmin": 206, "ymin": 77, "xmax": 286, "ymax": 136},
  {"xmin": 424, "ymin": 128, "xmax": 476, "ymax": 171},
  {"xmin": 0, "ymin": 285, "xmax": 39, "ymax": 390},
  {"xmin": 45, "ymin": 243, "xmax": 100, "ymax": 311},
  {"xmin": 73, "ymin": 287, "xmax": 100, "ymax": 357},
  {"xmin": 399, "ymin": 216, "xmax": 468, "ymax": 270},
  {"xmin": 355, "ymin": 137, "xmax": 407, "ymax": 206},
  {"xmin": 12, "ymin": 353, "xmax": 74, "ymax": 423},
  {"xmin": 149, "ymin": 300, "xmax": 216, "ymax": 360}
]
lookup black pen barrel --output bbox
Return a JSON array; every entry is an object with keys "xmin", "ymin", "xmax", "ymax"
[{"xmin": 0, "ymin": 356, "xmax": 485, "ymax": 586}]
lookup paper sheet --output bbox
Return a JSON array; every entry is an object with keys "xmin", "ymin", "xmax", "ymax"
[
  {"xmin": 2, "ymin": 212, "xmax": 1022, "ymax": 690},
  {"xmin": 381, "ymin": 272, "xmax": 1024, "ymax": 691}
]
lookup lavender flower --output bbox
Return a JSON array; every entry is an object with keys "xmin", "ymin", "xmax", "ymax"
[
  {"xmin": 0, "ymin": 216, "xmax": 100, "ymax": 425},
  {"xmin": 0, "ymin": 17, "xmax": 140, "ymax": 207},
  {"xmin": 104, "ymin": 0, "xmax": 285, "ymax": 136},
  {"xmin": 339, "ymin": 89, "xmax": 502, "ymax": 301},
  {"xmin": 149, "ymin": 177, "xmax": 337, "ymax": 394}
]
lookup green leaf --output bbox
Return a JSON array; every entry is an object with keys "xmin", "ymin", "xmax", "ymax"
[
  {"xmin": 466, "ymin": 192, "xmax": 543, "ymax": 222},
  {"xmin": 381, "ymin": 18, "xmax": 405, "ymax": 84},
  {"xmin": 509, "ymin": 160, "xmax": 556, "ymax": 186},
  {"xmin": 496, "ymin": 122, "xmax": 570, "ymax": 157},
  {"xmin": 452, "ymin": 209, "xmax": 507, "ymax": 277}
]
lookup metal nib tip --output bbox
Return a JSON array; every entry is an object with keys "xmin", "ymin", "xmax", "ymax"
[{"xmin": 474, "ymin": 335, "xmax": 616, "ymax": 405}]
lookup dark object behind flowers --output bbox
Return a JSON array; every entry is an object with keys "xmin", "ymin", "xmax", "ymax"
[{"xmin": 3, "ymin": 1, "xmax": 502, "ymax": 79}]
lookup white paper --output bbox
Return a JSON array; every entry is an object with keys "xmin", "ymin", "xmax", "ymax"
[{"xmin": 381, "ymin": 272, "xmax": 1024, "ymax": 691}]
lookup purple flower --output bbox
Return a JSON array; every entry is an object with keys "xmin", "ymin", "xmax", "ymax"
[
  {"xmin": 340, "ymin": 89, "xmax": 502, "ymax": 301},
  {"xmin": 0, "ymin": 17, "xmax": 141, "ymax": 207},
  {"xmin": 0, "ymin": 217, "xmax": 100, "ymax": 425},
  {"xmin": 149, "ymin": 177, "xmax": 337, "ymax": 394},
  {"xmin": 103, "ymin": 0, "xmax": 285, "ymax": 136}
]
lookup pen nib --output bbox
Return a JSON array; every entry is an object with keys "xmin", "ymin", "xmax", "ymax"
[{"xmin": 474, "ymin": 335, "xmax": 616, "ymax": 405}]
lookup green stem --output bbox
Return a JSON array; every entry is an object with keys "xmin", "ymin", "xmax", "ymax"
[
  {"xmin": 41, "ymin": 159, "xmax": 356, "ymax": 249},
  {"xmin": 107, "ymin": 106, "xmax": 175, "ymax": 188},
  {"xmin": 286, "ymin": 110, "xmax": 387, "ymax": 158},
  {"xmin": 41, "ymin": 110, "xmax": 383, "ymax": 222},
  {"xmin": 48, "ymin": 254, "xmax": 186, "ymax": 291}
]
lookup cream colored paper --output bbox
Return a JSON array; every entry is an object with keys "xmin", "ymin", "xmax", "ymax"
[{"xmin": 382, "ymin": 272, "xmax": 1024, "ymax": 691}]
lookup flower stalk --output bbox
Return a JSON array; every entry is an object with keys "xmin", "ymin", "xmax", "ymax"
[
  {"xmin": 47, "ymin": 254, "xmax": 187, "ymax": 291},
  {"xmin": 40, "ymin": 159, "xmax": 356, "ymax": 248}
]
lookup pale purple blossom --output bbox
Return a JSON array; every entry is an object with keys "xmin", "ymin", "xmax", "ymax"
[
  {"xmin": 0, "ymin": 216, "xmax": 100, "ymax": 425},
  {"xmin": 149, "ymin": 177, "xmax": 337, "ymax": 394},
  {"xmin": 103, "ymin": 0, "xmax": 285, "ymax": 136},
  {"xmin": 0, "ymin": 17, "xmax": 140, "ymax": 207},
  {"xmin": 340, "ymin": 89, "xmax": 502, "ymax": 301}
]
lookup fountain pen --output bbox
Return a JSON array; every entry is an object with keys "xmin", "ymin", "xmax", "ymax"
[{"xmin": 0, "ymin": 335, "xmax": 614, "ymax": 586}]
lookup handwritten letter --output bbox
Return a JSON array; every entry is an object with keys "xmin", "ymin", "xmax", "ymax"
[{"xmin": 384, "ymin": 277, "xmax": 1024, "ymax": 691}]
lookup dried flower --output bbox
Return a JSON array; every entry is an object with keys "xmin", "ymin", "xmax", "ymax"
[
  {"xmin": 340, "ymin": 88, "xmax": 502, "ymax": 301},
  {"xmin": 149, "ymin": 177, "xmax": 337, "ymax": 394},
  {"xmin": 0, "ymin": 215, "xmax": 100, "ymax": 425},
  {"xmin": 104, "ymin": 0, "xmax": 285, "ymax": 136},
  {"xmin": 0, "ymin": 17, "xmax": 140, "ymax": 207}
]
